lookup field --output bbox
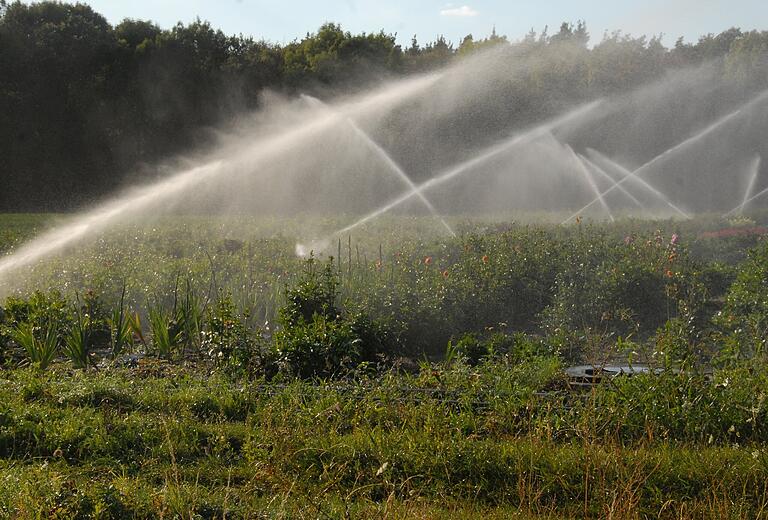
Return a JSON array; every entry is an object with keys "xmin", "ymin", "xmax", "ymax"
[{"xmin": 3, "ymin": 213, "xmax": 768, "ymax": 518}]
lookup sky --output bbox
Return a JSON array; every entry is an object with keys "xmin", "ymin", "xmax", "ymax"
[{"xmin": 79, "ymin": 0, "xmax": 768, "ymax": 47}]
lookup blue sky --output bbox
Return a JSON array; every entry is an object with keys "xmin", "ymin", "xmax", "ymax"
[{"xmin": 80, "ymin": 0, "xmax": 768, "ymax": 47}]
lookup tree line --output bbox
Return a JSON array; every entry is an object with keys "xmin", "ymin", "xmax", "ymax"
[{"xmin": 0, "ymin": 1, "xmax": 766, "ymax": 211}]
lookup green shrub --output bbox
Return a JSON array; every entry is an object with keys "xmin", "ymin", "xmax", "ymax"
[
  {"xmin": 274, "ymin": 313, "xmax": 361, "ymax": 378},
  {"xmin": 449, "ymin": 331, "xmax": 556, "ymax": 366},
  {"xmin": 147, "ymin": 304, "xmax": 182, "ymax": 359},
  {"xmin": 62, "ymin": 306, "xmax": 91, "ymax": 369},
  {"xmin": 107, "ymin": 289, "xmax": 131, "ymax": 359},
  {"xmin": 716, "ymin": 240, "xmax": 768, "ymax": 361},
  {"xmin": 10, "ymin": 322, "xmax": 59, "ymax": 370},
  {"xmin": 274, "ymin": 258, "xmax": 395, "ymax": 378},
  {"xmin": 279, "ymin": 258, "xmax": 338, "ymax": 328},
  {"xmin": 202, "ymin": 294, "xmax": 264, "ymax": 372}
]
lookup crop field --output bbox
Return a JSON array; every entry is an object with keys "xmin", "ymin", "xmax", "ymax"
[
  {"xmin": 4, "ymin": 1, "xmax": 768, "ymax": 517},
  {"xmin": 2, "ymin": 213, "xmax": 768, "ymax": 518}
]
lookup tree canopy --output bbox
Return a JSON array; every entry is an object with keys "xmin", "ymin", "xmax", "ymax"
[{"xmin": 0, "ymin": 1, "xmax": 766, "ymax": 210}]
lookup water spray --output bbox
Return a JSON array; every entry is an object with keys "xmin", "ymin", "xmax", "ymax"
[
  {"xmin": 300, "ymin": 95, "xmax": 455, "ymax": 237},
  {"xmin": 724, "ymin": 155, "xmax": 764, "ymax": 217},
  {"xmin": 580, "ymin": 149, "xmax": 691, "ymax": 220},
  {"xmin": 0, "ymin": 74, "xmax": 444, "ymax": 287},
  {"xmin": 328, "ymin": 99, "xmax": 605, "ymax": 238},
  {"xmin": 578, "ymin": 154, "xmax": 643, "ymax": 207},
  {"xmin": 566, "ymin": 144, "xmax": 614, "ymax": 222},
  {"xmin": 562, "ymin": 88, "xmax": 768, "ymax": 224}
]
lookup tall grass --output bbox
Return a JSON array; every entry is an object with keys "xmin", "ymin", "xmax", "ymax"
[
  {"xmin": 107, "ymin": 284, "xmax": 131, "ymax": 358},
  {"xmin": 148, "ymin": 304, "xmax": 180, "ymax": 359},
  {"xmin": 62, "ymin": 304, "xmax": 90, "ymax": 369},
  {"xmin": 10, "ymin": 322, "xmax": 58, "ymax": 370}
]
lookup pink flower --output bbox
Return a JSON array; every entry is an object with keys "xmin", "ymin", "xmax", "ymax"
[{"xmin": 670, "ymin": 233, "xmax": 679, "ymax": 245}]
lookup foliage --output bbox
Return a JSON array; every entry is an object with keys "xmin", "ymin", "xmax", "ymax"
[
  {"xmin": 716, "ymin": 239, "xmax": 768, "ymax": 361},
  {"xmin": 0, "ymin": 362, "xmax": 768, "ymax": 516},
  {"xmin": 273, "ymin": 259, "xmax": 393, "ymax": 378},
  {"xmin": 9, "ymin": 322, "xmax": 58, "ymax": 370},
  {"xmin": 1, "ymin": 2, "xmax": 768, "ymax": 211},
  {"xmin": 450, "ymin": 331, "xmax": 556, "ymax": 366},
  {"xmin": 107, "ymin": 286, "xmax": 131, "ymax": 358},
  {"xmin": 147, "ymin": 303, "xmax": 181, "ymax": 359},
  {"xmin": 278, "ymin": 258, "xmax": 338, "ymax": 327},
  {"xmin": 202, "ymin": 293, "xmax": 263, "ymax": 372},
  {"xmin": 273, "ymin": 312, "xmax": 362, "ymax": 378},
  {"xmin": 62, "ymin": 304, "xmax": 91, "ymax": 369}
]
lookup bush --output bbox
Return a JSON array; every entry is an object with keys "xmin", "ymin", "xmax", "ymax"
[
  {"xmin": 449, "ymin": 331, "xmax": 556, "ymax": 366},
  {"xmin": 541, "ymin": 231, "xmax": 696, "ymax": 341},
  {"xmin": 0, "ymin": 291, "xmax": 72, "ymax": 368},
  {"xmin": 279, "ymin": 258, "xmax": 338, "ymax": 327},
  {"xmin": 716, "ymin": 239, "xmax": 768, "ymax": 361},
  {"xmin": 202, "ymin": 294, "xmax": 265, "ymax": 372},
  {"xmin": 274, "ymin": 313, "xmax": 361, "ymax": 378},
  {"xmin": 274, "ymin": 258, "xmax": 396, "ymax": 378}
]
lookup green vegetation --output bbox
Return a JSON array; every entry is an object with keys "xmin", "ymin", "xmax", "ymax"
[
  {"xmin": 1, "ymin": 1, "xmax": 767, "ymax": 211},
  {"xmin": 3, "ymin": 2, "xmax": 768, "ymax": 516},
  {"xmin": 2, "ymin": 359, "xmax": 768, "ymax": 517},
  {"xmin": 2, "ymin": 214, "xmax": 768, "ymax": 516}
]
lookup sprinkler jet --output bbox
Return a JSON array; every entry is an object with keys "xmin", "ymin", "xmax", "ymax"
[
  {"xmin": 301, "ymin": 94, "xmax": 456, "ymax": 237},
  {"xmin": 331, "ymin": 99, "xmax": 605, "ymax": 237},
  {"xmin": 565, "ymin": 144, "xmax": 615, "ymax": 222},
  {"xmin": 723, "ymin": 155, "xmax": 763, "ymax": 217},
  {"xmin": 581, "ymin": 149, "xmax": 690, "ymax": 219},
  {"xmin": 563, "ymin": 88, "xmax": 768, "ymax": 225},
  {"xmin": 577, "ymin": 154, "xmax": 643, "ymax": 208}
]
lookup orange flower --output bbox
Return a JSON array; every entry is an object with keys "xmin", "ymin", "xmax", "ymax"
[
  {"xmin": 424, "ymin": 256, "xmax": 432, "ymax": 266},
  {"xmin": 375, "ymin": 260, "xmax": 382, "ymax": 270},
  {"xmin": 482, "ymin": 255, "xmax": 489, "ymax": 264},
  {"xmin": 665, "ymin": 269, "xmax": 674, "ymax": 278},
  {"xmin": 442, "ymin": 269, "xmax": 449, "ymax": 278}
]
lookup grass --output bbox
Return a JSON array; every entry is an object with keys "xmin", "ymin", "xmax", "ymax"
[
  {"xmin": 1, "ymin": 363, "xmax": 768, "ymax": 518},
  {"xmin": 3, "ymin": 212, "xmax": 768, "ymax": 517}
]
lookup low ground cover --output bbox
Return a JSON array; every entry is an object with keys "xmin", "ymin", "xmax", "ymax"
[{"xmin": 2, "ymin": 213, "xmax": 768, "ymax": 517}]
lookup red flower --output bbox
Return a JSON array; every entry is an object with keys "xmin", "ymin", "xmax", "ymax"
[
  {"xmin": 481, "ymin": 255, "xmax": 489, "ymax": 264},
  {"xmin": 442, "ymin": 269, "xmax": 449, "ymax": 278},
  {"xmin": 424, "ymin": 256, "xmax": 432, "ymax": 266}
]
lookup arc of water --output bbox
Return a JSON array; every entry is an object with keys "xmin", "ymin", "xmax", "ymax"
[
  {"xmin": 724, "ymin": 155, "xmax": 764, "ymax": 217},
  {"xmin": 575, "ymin": 149, "xmax": 691, "ymax": 221},
  {"xmin": 562, "ymin": 88, "xmax": 768, "ymax": 224},
  {"xmin": 0, "ymin": 73, "xmax": 443, "ymax": 283},
  {"xmin": 730, "ymin": 155, "xmax": 762, "ymax": 216},
  {"xmin": 740, "ymin": 156, "xmax": 762, "ymax": 214},
  {"xmin": 331, "ymin": 99, "xmax": 604, "ymax": 236},
  {"xmin": 726, "ymin": 183, "xmax": 768, "ymax": 215},
  {"xmin": 302, "ymin": 95, "xmax": 455, "ymax": 237},
  {"xmin": 566, "ymin": 145, "xmax": 614, "ymax": 222},
  {"xmin": 0, "ymin": 161, "xmax": 224, "ymax": 276},
  {"xmin": 578, "ymin": 154, "xmax": 643, "ymax": 207}
]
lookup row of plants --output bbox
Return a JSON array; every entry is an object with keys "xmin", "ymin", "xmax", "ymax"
[
  {"xmin": 0, "ymin": 259, "xmax": 399, "ymax": 378},
  {"xmin": 2, "ymin": 218, "xmax": 768, "ymax": 516},
  {"xmin": 1, "ymin": 222, "xmax": 768, "ymax": 374},
  {"xmin": 2, "ymin": 357, "xmax": 768, "ymax": 517}
]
